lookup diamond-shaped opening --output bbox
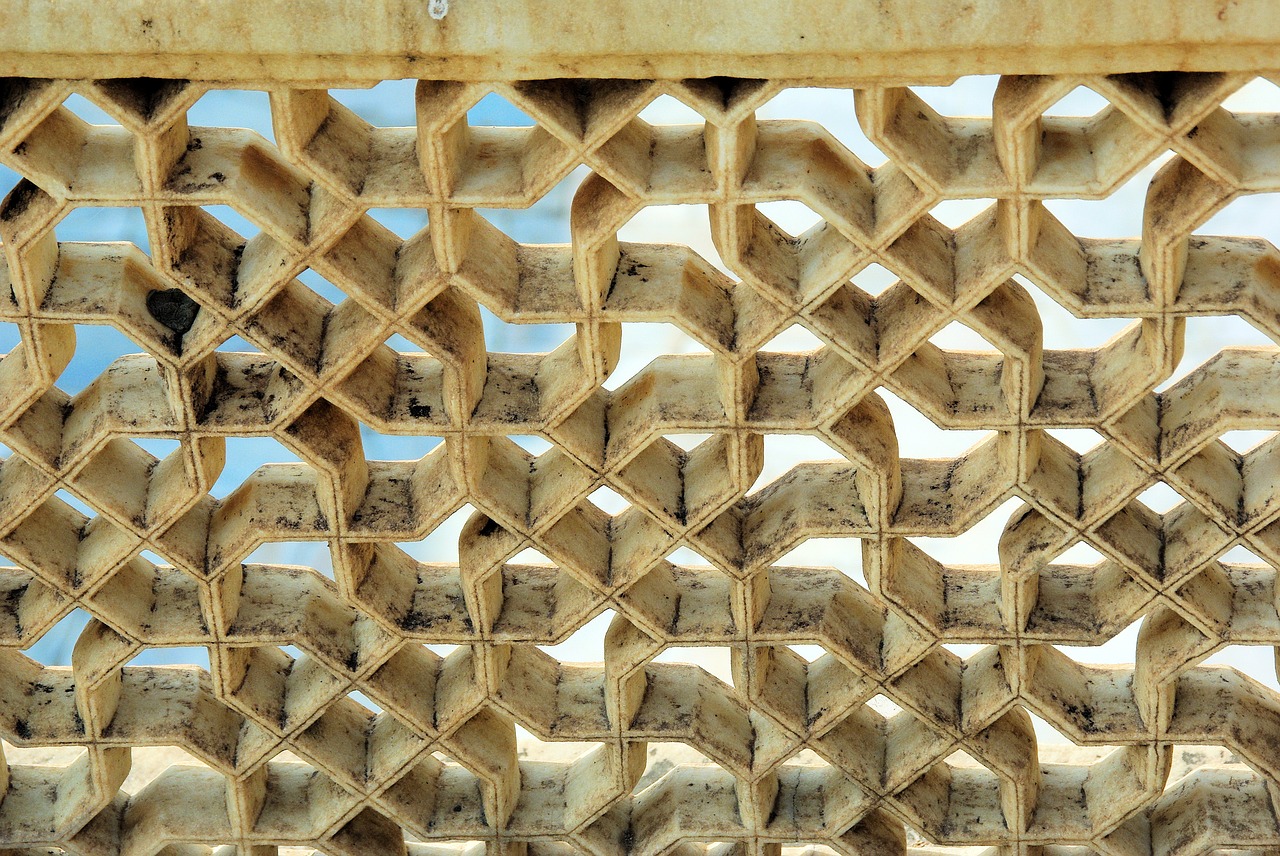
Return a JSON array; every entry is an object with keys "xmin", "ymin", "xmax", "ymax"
[
  {"xmin": 429, "ymin": 747, "xmax": 466, "ymax": 767},
  {"xmin": 296, "ymin": 268, "xmax": 348, "ymax": 306},
  {"xmin": 1136, "ymin": 480, "xmax": 1185, "ymax": 513},
  {"xmin": 619, "ymin": 204, "xmax": 732, "ymax": 276},
  {"xmin": 348, "ymin": 689, "xmax": 384, "ymax": 713},
  {"xmin": 126, "ymin": 645, "xmax": 211, "ymax": 668},
  {"xmin": 210, "ymin": 436, "xmax": 304, "ymax": 498},
  {"xmin": 1201, "ymin": 644, "xmax": 1280, "ymax": 692},
  {"xmin": 509, "ymin": 545, "xmax": 553, "ymax": 565},
  {"xmin": 866, "ymin": 693, "xmax": 903, "ymax": 717},
  {"xmin": 358, "ymin": 423, "xmax": 443, "ymax": 462},
  {"xmin": 479, "ymin": 305, "xmax": 575, "ymax": 354},
  {"xmin": 202, "ymin": 204, "xmax": 261, "ymax": 239},
  {"xmin": 651, "ymin": 644, "xmax": 736, "ymax": 685},
  {"xmin": 878, "ymin": 388, "xmax": 995, "ymax": 458},
  {"xmin": 367, "ymin": 207, "xmax": 429, "ymax": 240},
  {"xmin": 1046, "ymin": 428, "xmax": 1106, "ymax": 454},
  {"xmin": 665, "ymin": 433, "xmax": 713, "ymax": 451},
  {"xmin": 751, "ymin": 433, "xmax": 848, "ymax": 494},
  {"xmin": 1042, "ymin": 85, "xmax": 1111, "ymax": 117},
  {"xmin": 775, "ymin": 538, "xmax": 866, "ymax": 588},
  {"xmin": 1220, "ymin": 430, "xmax": 1275, "ymax": 453},
  {"xmin": 383, "ymin": 332, "xmax": 421, "ymax": 353},
  {"xmin": 56, "ymin": 204, "xmax": 148, "ymax": 248},
  {"xmin": 537, "ymin": 607, "xmax": 614, "ymax": 663},
  {"xmin": 851, "ymin": 261, "xmax": 900, "ymax": 297},
  {"xmin": 424, "ymin": 642, "xmax": 461, "ymax": 658},
  {"xmin": 1042, "ymin": 150, "xmax": 1175, "ymax": 238},
  {"xmin": 1219, "ymin": 543, "xmax": 1268, "ymax": 564},
  {"xmin": 1222, "ymin": 76, "xmax": 1280, "ymax": 113},
  {"xmin": 24, "ymin": 607, "xmax": 91, "ymax": 666},
  {"xmin": 398, "ymin": 503, "xmax": 475, "ymax": 563},
  {"xmin": 909, "ymin": 75, "xmax": 1001, "ymax": 116},
  {"xmin": 1056, "ymin": 615, "xmax": 1141, "ymax": 666},
  {"xmin": 475, "ymin": 164, "xmax": 588, "ymax": 243},
  {"xmin": 1156, "ymin": 315, "xmax": 1276, "ymax": 392},
  {"xmin": 1015, "ymin": 274, "xmax": 1136, "ymax": 349},
  {"xmin": 788, "ymin": 644, "xmax": 826, "ymax": 663},
  {"xmin": 131, "ymin": 437, "xmax": 181, "ymax": 459},
  {"xmin": 215, "ymin": 333, "xmax": 264, "ymax": 353},
  {"xmin": 944, "ymin": 747, "xmax": 982, "ymax": 768},
  {"xmin": 929, "ymin": 198, "xmax": 994, "ymax": 229},
  {"xmin": 760, "ymin": 323, "xmax": 825, "ymax": 353},
  {"xmin": 187, "ymin": 89, "xmax": 275, "ymax": 141},
  {"xmin": 63, "ymin": 93, "xmax": 121, "ymax": 126},
  {"xmin": 243, "ymin": 541, "xmax": 333, "ymax": 579},
  {"xmin": 756, "ymin": 200, "xmax": 823, "ymax": 238},
  {"xmin": 928, "ymin": 319, "xmax": 998, "ymax": 351},
  {"xmin": 509, "ymin": 435, "xmax": 551, "ymax": 456},
  {"xmin": 667, "ymin": 545, "xmax": 718, "ymax": 566},
  {"xmin": 328, "ymin": 80, "xmax": 417, "ymax": 127},
  {"xmin": 1056, "ymin": 540, "xmax": 1105, "ymax": 565},
  {"xmin": 468, "ymin": 91, "xmax": 537, "ymax": 127},
  {"xmin": 588, "ymin": 485, "xmax": 630, "ymax": 515},
  {"xmin": 1199, "ymin": 191, "xmax": 1280, "ymax": 247},
  {"xmin": 942, "ymin": 643, "xmax": 988, "ymax": 659},
  {"xmin": 638, "ymin": 94, "xmax": 704, "ymax": 124},
  {"xmin": 911, "ymin": 496, "xmax": 1024, "ymax": 567},
  {"xmin": 54, "ymin": 488, "xmax": 95, "ymax": 519},
  {"xmin": 605, "ymin": 322, "xmax": 712, "ymax": 391},
  {"xmin": 56, "ymin": 324, "xmax": 145, "ymax": 394},
  {"xmin": 757, "ymin": 87, "xmax": 886, "ymax": 167}
]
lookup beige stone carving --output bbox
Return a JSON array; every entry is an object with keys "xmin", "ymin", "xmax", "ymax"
[{"xmin": 5, "ymin": 10, "xmax": 1280, "ymax": 854}]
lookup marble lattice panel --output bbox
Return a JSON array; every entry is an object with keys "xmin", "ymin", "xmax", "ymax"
[{"xmin": 2, "ymin": 72, "xmax": 1280, "ymax": 856}]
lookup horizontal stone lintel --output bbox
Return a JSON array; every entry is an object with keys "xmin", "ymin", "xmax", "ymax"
[{"xmin": 5, "ymin": 0, "xmax": 1280, "ymax": 83}]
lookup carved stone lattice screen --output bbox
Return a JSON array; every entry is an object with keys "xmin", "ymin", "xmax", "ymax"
[{"xmin": 12, "ymin": 4, "xmax": 1280, "ymax": 855}]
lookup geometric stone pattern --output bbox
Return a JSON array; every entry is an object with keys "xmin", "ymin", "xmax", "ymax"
[{"xmin": 0, "ymin": 72, "xmax": 1279, "ymax": 855}]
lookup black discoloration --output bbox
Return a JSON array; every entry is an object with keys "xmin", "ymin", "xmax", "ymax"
[
  {"xmin": 147, "ymin": 288, "xmax": 201, "ymax": 335},
  {"xmin": 2, "ymin": 179, "xmax": 40, "ymax": 219},
  {"xmin": 98, "ymin": 78, "xmax": 189, "ymax": 122}
]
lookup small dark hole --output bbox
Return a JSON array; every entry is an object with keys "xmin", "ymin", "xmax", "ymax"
[{"xmin": 146, "ymin": 288, "xmax": 201, "ymax": 335}]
